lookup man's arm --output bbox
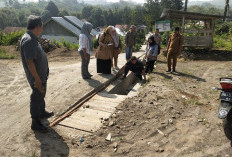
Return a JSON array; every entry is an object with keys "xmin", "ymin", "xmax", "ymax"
[
  {"xmin": 167, "ymin": 38, "xmax": 171, "ymax": 51},
  {"xmin": 26, "ymin": 59, "xmax": 42, "ymax": 92},
  {"xmin": 142, "ymin": 69, "xmax": 146, "ymax": 81}
]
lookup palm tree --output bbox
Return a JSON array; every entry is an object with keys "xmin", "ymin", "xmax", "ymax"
[{"xmin": 223, "ymin": 0, "xmax": 230, "ymax": 22}]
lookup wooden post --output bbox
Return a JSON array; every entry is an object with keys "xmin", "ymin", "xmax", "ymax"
[
  {"xmin": 182, "ymin": 16, "xmax": 185, "ymax": 33},
  {"xmin": 211, "ymin": 19, "xmax": 215, "ymax": 49}
]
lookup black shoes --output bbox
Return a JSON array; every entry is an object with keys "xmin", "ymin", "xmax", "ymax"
[
  {"xmin": 31, "ymin": 119, "xmax": 49, "ymax": 133},
  {"xmin": 40, "ymin": 111, "xmax": 54, "ymax": 119},
  {"xmin": 166, "ymin": 69, "xmax": 171, "ymax": 73}
]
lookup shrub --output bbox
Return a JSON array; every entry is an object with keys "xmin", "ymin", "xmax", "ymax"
[
  {"xmin": 0, "ymin": 30, "xmax": 25, "ymax": 46},
  {"xmin": 52, "ymin": 38, "xmax": 79, "ymax": 50}
]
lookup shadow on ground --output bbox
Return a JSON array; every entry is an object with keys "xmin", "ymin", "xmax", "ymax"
[{"xmin": 34, "ymin": 120, "xmax": 69, "ymax": 157}]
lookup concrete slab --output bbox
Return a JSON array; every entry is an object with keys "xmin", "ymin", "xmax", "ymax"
[
  {"xmin": 85, "ymin": 99, "xmax": 118, "ymax": 113},
  {"xmin": 60, "ymin": 108, "xmax": 112, "ymax": 132}
]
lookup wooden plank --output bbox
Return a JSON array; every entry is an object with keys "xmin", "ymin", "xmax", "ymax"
[
  {"xmin": 184, "ymin": 29, "xmax": 213, "ymax": 34},
  {"xmin": 184, "ymin": 36, "xmax": 212, "ymax": 47}
]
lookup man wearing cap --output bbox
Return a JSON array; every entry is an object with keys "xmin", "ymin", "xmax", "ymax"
[
  {"xmin": 20, "ymin": 15, "xmax": 53, "ymax": 133},
  {"xmin": 166, "ymin": 27, "xmax": 184, "ymax": 72},
  {"xmin": 125, "ymin": 25, "xmax": 136, "ymax": 61}
]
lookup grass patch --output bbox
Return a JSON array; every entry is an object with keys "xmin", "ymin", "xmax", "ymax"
[
  {"xmin": 0, "ymin": 48, "xmax": 16, "ymax": 59},
  {"xmin": 213, "ymin": 35, "xmax": 232, "ymax": 50}
]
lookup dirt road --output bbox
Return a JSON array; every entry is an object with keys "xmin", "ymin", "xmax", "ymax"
[{"xmin": 1, "ymin": 46, "xmax": 232, "ymax": 156}]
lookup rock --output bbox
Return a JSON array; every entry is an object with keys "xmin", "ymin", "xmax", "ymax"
[
  {"xmin": 168, "ymin": 119, "xmax": 173, "ymax": 124},
  {"xmin": 116, "ymin": 125, "xmax": 120, "ymax": 129},
  {"xmin": 112, "ymin": 114, "xmax": 117, "ymax": 118},
  {"xmin": 109, "ymin": 121, "xmax": 115, "ymax": 127},
  {"xmin": 150, "ymin": 102, "xmax": 154, "ymax": 105},
  {"xmin": 113, "ymin": 142, "xmax": 118, "ymax": 148},
  {"xmin": 86, "ymin": 105, "xmax": 90, "ymax": 108},
  {"xmin": 102, "ymin": 126, "xmax": 107, "ymax": 129},
  {"xmin": 104, "ymin": 118, "xmax": 109, "ymax": 121},
  {"xmin": 198, "ymin": 119, "xmax": 203, "ymax": 122},
  {"xmin": 106, "ymin": 133, "xmax": 112, "ymax": 141},
  {"xmin": 86, "ymin": 144, "xmax": 93, "ymax": 148},
  {"xmin": 132, "ymin": 121, "xmax": 136, "ymax": 126},
  {"xmin": 139, "ymin": 99, "xmax": 142, "ymax": 102}
]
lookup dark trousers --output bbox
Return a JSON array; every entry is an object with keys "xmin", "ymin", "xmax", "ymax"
[
  {"xmin": 79, "ymin": 50, "xmax": 90, "ymax": 78},
  {"xmin": 30, "ymin": 83, "xmax": 47, "ymax": 119},
  {"xmin": 145, "ymin": 60, "xmax": 156, "ymax": 73}
]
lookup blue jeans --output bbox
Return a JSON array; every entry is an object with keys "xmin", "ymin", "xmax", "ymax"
[{"xmin": 125, "ymin": 46, "xmax": 133, "ymax": 60}]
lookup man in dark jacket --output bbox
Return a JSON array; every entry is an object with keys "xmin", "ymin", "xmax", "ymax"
[
  {"xmin": 121, "ymin": 56, "xmax": 146, "ymax": 81},
  {"xmin": 20, "ymin": 15, "xmax": 53, "ymax": 133},
  {"xmin": 125, "ymin": 25, "xmax": 136, "ymax": 61}
]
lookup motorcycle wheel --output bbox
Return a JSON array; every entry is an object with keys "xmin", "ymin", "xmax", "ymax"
[{"xmin": 223, "ymin": 111, "xmax": 232, "ymax": 141}]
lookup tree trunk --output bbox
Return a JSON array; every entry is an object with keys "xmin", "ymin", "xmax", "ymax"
[
  {"xmin": 224, "ymin": 0, "xmax": 230, "ymax": 22},
  {"xmin": 184, "ymin": 0, "xmax": 188, "ymax": 12}
]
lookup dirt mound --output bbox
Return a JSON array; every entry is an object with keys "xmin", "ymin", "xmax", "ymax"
[{"xmin": 16, "ymin": 37, "xmax": 58, "ymax": 53}]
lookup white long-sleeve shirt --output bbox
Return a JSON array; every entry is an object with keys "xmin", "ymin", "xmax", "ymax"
[{"xmin": 78, "ymin": 34, "xmax": 92, "ymax": 55}]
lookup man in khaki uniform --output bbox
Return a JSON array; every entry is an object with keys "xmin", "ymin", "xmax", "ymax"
[{"xmin": 166, "ymin": 27, "xmax": 184, "ymax": 72}]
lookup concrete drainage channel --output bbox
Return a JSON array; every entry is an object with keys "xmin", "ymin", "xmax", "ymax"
[{"xmin": 51, "ymin": 71, "xmax": 142, "ymax": 135}]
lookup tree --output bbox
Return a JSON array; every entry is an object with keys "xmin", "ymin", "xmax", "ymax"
[
  {"xmin": 223, "ymin": 0, "xmax": 230, "ymax": 21},
  {"xmin": 161, "ymin": 0, "xmax": 183, "ymax": 11},
  {"xmin": 184, "ymin": 0, "xmax": 188, "ymax": 11},
  {"xmin": 45, "ymin": 1, "xmax": 59, "ymax": 17}
]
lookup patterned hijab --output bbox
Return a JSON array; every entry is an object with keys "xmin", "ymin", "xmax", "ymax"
[
  {"xmin": 81, "ymin": 22, "xmax": 93, "ymax": 51},
  {"xmin": 102, "ymin": 26, "xmax": 114, "ymax": 44}
]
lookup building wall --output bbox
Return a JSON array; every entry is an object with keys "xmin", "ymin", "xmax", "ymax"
[
  {"xmin": 42, "ymin": 21, "xmax": 79, "ymax": 44},
  {"xmin": 43, "ymin": 21, "xmax": 77, "ymax": 37}
]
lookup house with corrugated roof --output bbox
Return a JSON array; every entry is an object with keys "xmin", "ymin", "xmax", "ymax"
[{"xmin": 42, "ymin": 16, "xmax": 98, "ymax": 44}]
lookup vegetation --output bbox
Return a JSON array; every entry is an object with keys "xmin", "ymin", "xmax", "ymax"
[
  {"xmin": 0, "ymin": 47, "xmax": 15, "ymax": 59},
  {"xmin": 53, "ymin": 39, "xmax": 79, "ymax": 50},
  {"xmin": 0, "ymin": 30, "xmax": 25, "ymax": 46}
]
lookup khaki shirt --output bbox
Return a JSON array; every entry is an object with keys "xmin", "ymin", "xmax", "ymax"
[{"xmin": 168, "ymin": 33, "xmax": 184, "ymax": 54}]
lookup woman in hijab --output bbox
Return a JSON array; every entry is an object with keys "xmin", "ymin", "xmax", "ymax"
[
  {"xmin": 78, "ymin": 22, "xmax": 93, "ymax": 79},
  {"xmin": 96, "ymin": 26, "xmax": 114, "ymax": 74},
  {"xmin": 111, "ymin": 27, "xmax": 122, "ymax": 70},
  {"xmin": 145, "ymin": 36, "xmax": 158, "ymax": 73}
]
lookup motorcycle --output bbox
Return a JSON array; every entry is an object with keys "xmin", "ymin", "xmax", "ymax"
[{"xmin": 216, "ymin": 78, "xmax": 232, "ymax": 140}]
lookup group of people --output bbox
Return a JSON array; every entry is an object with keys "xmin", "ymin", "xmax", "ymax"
[
  {"xmin": 19, "ymin": 15, "xmax": 183, "ymax": 132},
  {"xmin": 78, "ymin": 24, "xmax": 137, "ymax": 79}
]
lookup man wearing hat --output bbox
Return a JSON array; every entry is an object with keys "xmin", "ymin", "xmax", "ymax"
[
  {"xmin": 20, "ymin": 15, "xmax": 53, "ymax": 133},
  {"xmin": 166, "ymin": 27, "xmax": 184, "ymax": 72},
  {"xmin": 125, "ymin": 25, "xmax": 136, "ymax": 61}
]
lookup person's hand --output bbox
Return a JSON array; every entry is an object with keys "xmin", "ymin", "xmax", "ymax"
[
  {"xmin": 34, "ymin": 78, "xmax": 42, "ymax": 92},
  {"xmin": 84, "ymin": 53, "xmax": 88, "ymax": 61}
]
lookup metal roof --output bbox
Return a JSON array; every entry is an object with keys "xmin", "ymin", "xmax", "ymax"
[
  {"xmin": 64, "ymin": 16, "xmax": 99, "ymax": 36},
  {"xmin": 160, "ymin": 9, "xmax": 231, "ymax": 21},
  {"xmin": 51, "ymin": 17, "xmax": 81, "ymax": 36}
]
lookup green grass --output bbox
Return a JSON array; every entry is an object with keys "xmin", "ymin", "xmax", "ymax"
[
  {"xmin": 0, "ymin": 48, "xmax": 15, "ymax": 59},
  {"xmin": 213, "ymin": 35, "xmax": 232, "ymax": 50},
  {"xmin": 52, "ymin": 38, "xmax": 80, "ymax": 50}
]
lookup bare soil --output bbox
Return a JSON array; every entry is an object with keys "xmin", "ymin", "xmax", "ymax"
[
  {"xmin": 74, "ymin": 53, "xmax": 232, "ymax": 157},
  {"xmin": 1, "ymin": 47, "xmax": 232, "ymax": 157}
]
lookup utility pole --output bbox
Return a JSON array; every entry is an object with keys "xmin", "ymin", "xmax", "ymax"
[
  {"xmin": 184, "ymin": 0, "xmax": 188, "ymax": 12},
  {"xmin": 223, "ymin": 0, "xmax": 230, "ymax": 22}
]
